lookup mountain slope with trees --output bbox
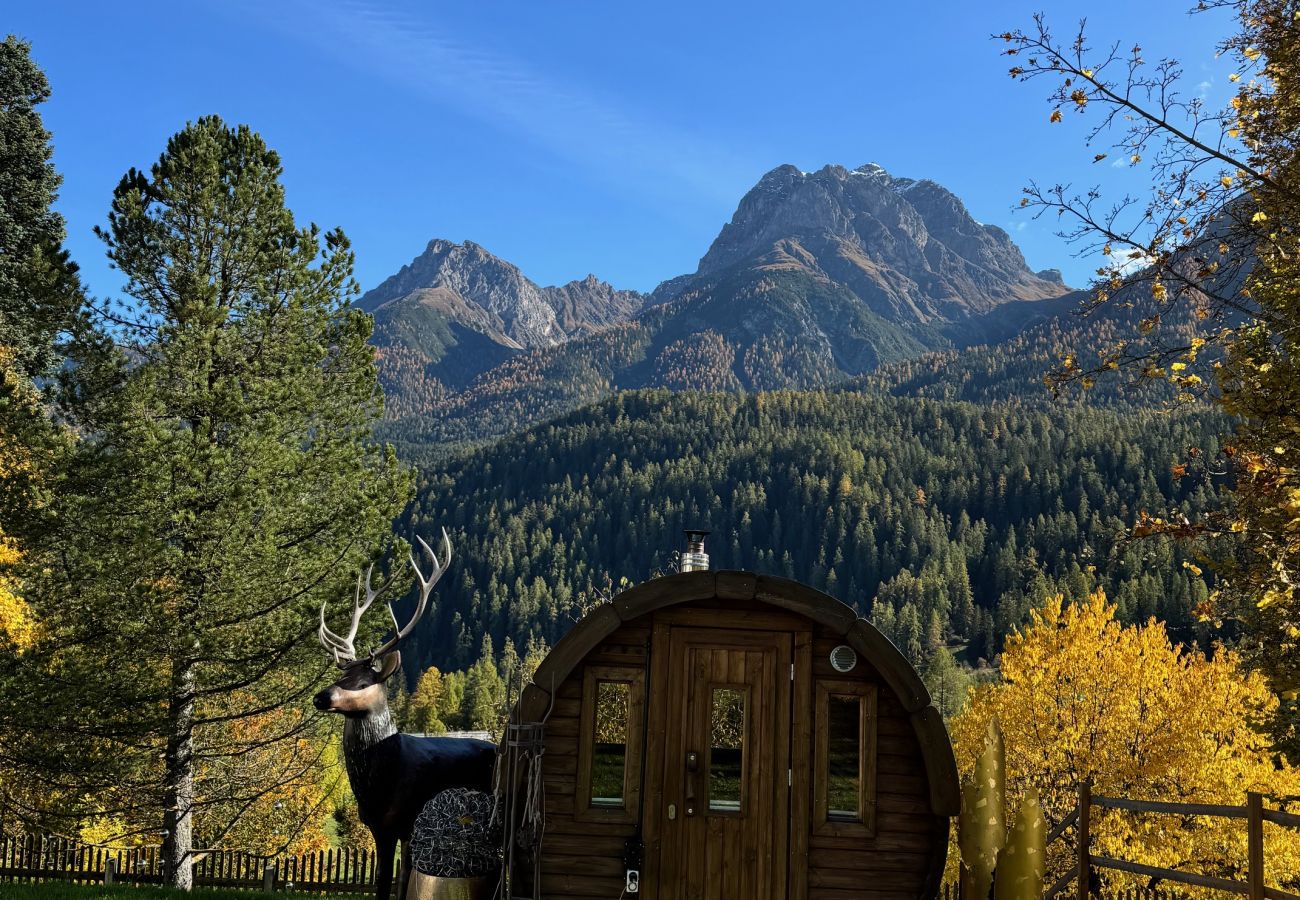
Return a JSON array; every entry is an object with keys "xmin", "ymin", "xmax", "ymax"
[
  {"xmin": 394, "ymin": 389, "xmax": 1225, "ymax": 675},
  {"xmin": 373, "ymin": 163, "xmax": 1075, "ymax": 454},
  {"xmin": 364, "ymin": 239, "xmax": 646, "ymax": 414}
]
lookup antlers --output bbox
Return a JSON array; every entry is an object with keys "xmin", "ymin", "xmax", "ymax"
[{"xmin": 318, "ymin": 529, "xmax": 452, "ymax": 668}]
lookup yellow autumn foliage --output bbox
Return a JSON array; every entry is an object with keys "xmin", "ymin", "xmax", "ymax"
[
  {"xmin": 0, "ymin": 534, "xmax": 36, "ymax": 652},
  {"xmin": 407, "ymin": 666, "xmax": 448, "ymax": 735},
  {"xmin": 0, "ymin": 347, "xmax": 40, "ymax": 651},
  {"xmin": 951, "ymin": 590, "xmax": 1300, "ymax": 893},
  {"xmin": 195, "ymin": 693, "xmax": 342, "ymax": 856},
  {"xmin": 43, "ymin": 691, "xmax": 344, "ymax": 854}
]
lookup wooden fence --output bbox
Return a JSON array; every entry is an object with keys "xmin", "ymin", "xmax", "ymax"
[
  {"xmin": 0, "ymin": 831, "xmax": 1207, "ymax": 899},
  {"xmin": 5, "ymin": 793, "xmax": 1298, "ymax": 899},
  {"xmin": 940, "ymin": 888, "xmax": 1183, "ymax": 900},
  {"xmin": 1043, "ymin": 785, "xmax": 1300, "ymax": 900},
  {"xmin": 0, "ymin": 833, "xmax": 383, "ymax": 892}
]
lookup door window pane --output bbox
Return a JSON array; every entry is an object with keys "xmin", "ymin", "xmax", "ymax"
[
  {"xmin": 592, "ymin": 681, "xmax": 629, "ymax": 806},
  {"xmin": 827, "ymin": 695, "xmax": 861, "ymax": 820},
  {"xmin": 708, "ymin": 687, "xmax": 746, "ymax": 812}
]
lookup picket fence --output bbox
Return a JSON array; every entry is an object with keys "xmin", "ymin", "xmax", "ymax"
[{"xmin": 0, "ymin": 833, "xmax": 381, "ymax": 892}]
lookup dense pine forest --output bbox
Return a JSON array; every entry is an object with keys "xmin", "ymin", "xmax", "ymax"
[{"xmin": 396, "ymin": 389, "xmax": 1226, "ymax": 675}]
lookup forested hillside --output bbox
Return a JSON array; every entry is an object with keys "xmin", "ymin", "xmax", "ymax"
[
  {"xmin": 870, "ymin": 291, "xmax": 1201, "ymax": 406},
  {"xmin": 395, "ymin": 389, "xmax": 1225, "ymax": 675},
  {"xmin": 871, "ymin": 237, "xmax": 1243, "ymax": 406},
  {"xmin": 374, "ymin": 288, "xmax": 1116, "ymax": 462},
  {"xmin": 378, "ymin": 270, "xmax": 944, "ymax": 458}
]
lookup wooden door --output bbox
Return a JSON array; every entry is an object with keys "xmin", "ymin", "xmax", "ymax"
[{"xmin": 652, "ymin": 627, "xmax": 792, "ymax": 900}]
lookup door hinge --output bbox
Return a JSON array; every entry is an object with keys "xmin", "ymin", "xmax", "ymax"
[
  {"xmin": 788, "ymin": 768, "xmax": 793, "ymax": 787},
  {"xmin": 790, "ymin": 663, "xmax": 795, "ymax": 682}
]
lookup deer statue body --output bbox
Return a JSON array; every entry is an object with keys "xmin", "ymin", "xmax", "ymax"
[{"xmin": 314, "ymin": 532, "xmax": 497, "ymax": 900}]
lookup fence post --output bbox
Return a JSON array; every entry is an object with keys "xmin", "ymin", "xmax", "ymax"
[
  {"xmin": 1247, "ymin": 791, "xmax": 1265, "ymax": 900},
  {"xmin": 262, "ymin": 861, "xmax": 278, "ymax": 893},
  {"xmin": 104, "ymin": 858, "xmax": 116, "ymax": 886},
  {"xmin": 1076, "ymin": 781, "xmax": 1091, "ymax": 900}
]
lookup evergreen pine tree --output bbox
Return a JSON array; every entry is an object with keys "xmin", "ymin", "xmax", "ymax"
[
  {"xmin": 461, "ymin": 635, "xmax": 505, "ymax": 734},
  {"xmin": 2, "ymin": 116, "xmax": 410, "ymax": 888},
  {"xmin": 0, "ymin": 36, "xmax": 85, "ymax": 381},
  {"xmin": 0, "ymin": 36, "xmax": 100, "ymax": 653},
  {"xmin": 923, "ymin": 647, "xmax": 969, "ymax": 719}
]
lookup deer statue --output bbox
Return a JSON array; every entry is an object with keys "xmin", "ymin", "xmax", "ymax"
[{"xmin": 314, "ymin": 531, "xmax": 497, "ymax": 900}]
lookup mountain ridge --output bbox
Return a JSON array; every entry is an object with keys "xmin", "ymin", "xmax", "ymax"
[
  {"xmin": 361, "ymin": 238, "xmax": 646, "ymax": 403},
  {"xmin": 368, "ymin": 162, "xmax": 1076, "ymax": 451},
  {"xmin": 661, "ymin": 162, "xmax": 1068, "ymax": 320},
  {"xmin": 360, "ymin": 237, "xmax": 646, "ymax": 345}
]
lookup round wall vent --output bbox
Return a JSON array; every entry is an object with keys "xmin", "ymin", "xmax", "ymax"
[{"xmin": 830, "ymin": 644, "xmax": 857, "ymax": 674}]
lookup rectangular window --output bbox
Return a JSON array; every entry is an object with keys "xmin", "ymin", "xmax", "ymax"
[
  {"xmin": 814, "ymin": 680, "xmax": 877, "ymax": 836},
  {"xmin": 708, "ymin": 687, "xmax": 747, "ymax": 813},
  {"xmin": 827, "ymin": 695, "xmax": 861, "ymax": 819},
  {"xmin": 578, "ymin": 665, "xmax": 645, "ymax": 822},
  {"xmin": 591, "ymin": 681, "xmax": 629, "ymax": 806}
]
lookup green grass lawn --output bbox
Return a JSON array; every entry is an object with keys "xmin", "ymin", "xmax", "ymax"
[{"xmin": 0, "ymin": 884, "xmax": 356, "ymax": 900}]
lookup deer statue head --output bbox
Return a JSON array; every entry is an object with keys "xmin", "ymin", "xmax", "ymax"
[{"xmin": 313, "ymin": 530, "xmax": 450, "ymax": 718}]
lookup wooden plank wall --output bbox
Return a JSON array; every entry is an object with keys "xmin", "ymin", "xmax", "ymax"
[
  {"xmin": 808, "ymin": 625, "xmax": 943, "ymax": 900},
  {"xmin": 539, "ymin": 620, "xmax": 651, "ymax": 899},
  {"xmin": 534, "ymin": 611, "xmax": 945, "ymax": 900}
]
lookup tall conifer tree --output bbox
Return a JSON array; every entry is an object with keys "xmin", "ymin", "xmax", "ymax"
[
  {"xmin": 1, "ymin": 116, "xmax": 410, "ymax": 887},
  {"xmin": 0, "ymin": 35, "xmax": 89, "ymax": 653}
]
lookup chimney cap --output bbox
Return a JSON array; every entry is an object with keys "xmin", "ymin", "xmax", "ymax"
[{"xmin": 681, "ymin": 529, "xmax": 711, "ymax": 573}]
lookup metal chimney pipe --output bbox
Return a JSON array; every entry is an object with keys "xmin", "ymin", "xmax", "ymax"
[{"xmin": 680, "ymin": 529, "xmax": 710, "ymax": 572}]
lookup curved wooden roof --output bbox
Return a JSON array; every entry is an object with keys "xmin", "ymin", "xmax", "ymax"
[{"xmin": 519, "ymin": 570, "xmax": 960, "ymax": 817}]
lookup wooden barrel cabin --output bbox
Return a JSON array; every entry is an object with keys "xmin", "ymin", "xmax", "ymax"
[{"xmin": 502, "ymin": 567, "xmax": 960, "ymax": 900}]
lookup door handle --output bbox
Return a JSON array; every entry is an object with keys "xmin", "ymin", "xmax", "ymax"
[{"xmin": 684, "ymin": 751, "xmax": 699, "ymax": 816}]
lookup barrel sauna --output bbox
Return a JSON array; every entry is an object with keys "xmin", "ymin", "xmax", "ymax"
[{"xmin": 505, "ymin": 569, "xmax": 960, "ymax": 900}]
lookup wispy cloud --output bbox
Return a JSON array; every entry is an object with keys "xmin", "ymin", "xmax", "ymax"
[
  {"xmin": 1115, "ymin": 250, "xmax": 1154, "ymax": 276},
  {"xmin": 232, "ymin": 0, "xmax": 750, "ymax": 206}
]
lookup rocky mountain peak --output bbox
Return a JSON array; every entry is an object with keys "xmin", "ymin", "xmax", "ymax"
[
  {"xmin": 360, "ymin": 239, "xmax": 645, "ymax": 351},
  {"xmin": 357, "ymin": 238, "xmax": 554, "ymax": 347},
  {"xmin": 683, "ymin": 161, "xmax": 1069, "ymax": 322}
]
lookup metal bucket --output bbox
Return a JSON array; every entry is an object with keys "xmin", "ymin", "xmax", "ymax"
[{"xmin": 406, "ymin": 872, "xmax": 494, "ymax": 900}]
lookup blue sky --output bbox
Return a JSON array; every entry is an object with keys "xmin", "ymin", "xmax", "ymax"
[{"xmin": 12, "ymin": 1, "xmax": 1236, "ymax": 296}]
